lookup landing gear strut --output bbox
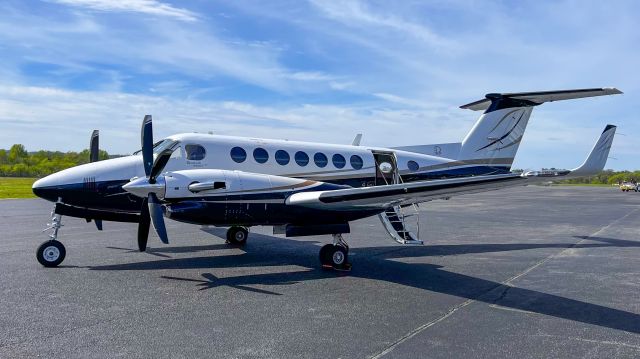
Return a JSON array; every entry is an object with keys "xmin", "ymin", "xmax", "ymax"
[
  {"xmin": 36, "ymin": 209, "xmax": 66, "ymax": 267},
  {"xmin": 319, "ymin": 234, "xmax": 351, "ymax": 271},
  {"xmin": 226, "ymin": 226, "xmax": 249, "ymax": 246}
]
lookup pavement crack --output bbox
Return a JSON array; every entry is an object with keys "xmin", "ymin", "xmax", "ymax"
[{"xmin": 368, "ymin": 206, "xmax": 640, "ymax": 358}]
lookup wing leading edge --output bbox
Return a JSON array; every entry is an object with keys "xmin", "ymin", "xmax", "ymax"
[{"xmin": 286, "ymin": 173, "xmax": 526, "ymax": 210}]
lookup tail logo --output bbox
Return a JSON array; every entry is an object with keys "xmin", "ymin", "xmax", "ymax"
[{"xmin": 476, "ymin": 108, "xmax": 526, "ymax": 152}]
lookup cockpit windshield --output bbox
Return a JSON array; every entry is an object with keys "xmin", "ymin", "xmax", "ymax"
[{"xmin": 132, "ymin": 139, "xmax": 180, "ymax": 155}]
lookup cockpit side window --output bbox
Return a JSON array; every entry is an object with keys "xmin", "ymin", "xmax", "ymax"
[
  {"xmin": 170, "ymin": 146, "xmax": 183, "ymax": 159},
  {"xmin": 185, "ymin": 144, "xmax": 206, "ymax": 161}
]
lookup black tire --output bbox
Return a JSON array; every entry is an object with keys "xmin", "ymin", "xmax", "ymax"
[
  {"xmin": 319, "ymin": 244, "xmax": 334, "ymax": 266},
  {"xmin": 36, "ymin": 241, "xmax": 66, "ymax": 267},
  {"xmin": 329, "ymin": 245, "xmax": 349, "ymax": 269},
  {"xmin": 226, "ymin": 226, "xmax": 248, "ymax": 245}
]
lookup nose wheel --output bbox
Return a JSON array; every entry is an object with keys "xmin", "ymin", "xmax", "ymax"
[
  {"xmin": 36, "ymin": 240, "xmax": 66, "ymax": 267},
  {"xmin": 319, "ymin": 234, "xmax": 351, "ymax": 271}
]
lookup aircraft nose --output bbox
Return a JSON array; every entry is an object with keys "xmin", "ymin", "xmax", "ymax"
[{"xmin": 32, "ymin": 173, "xmax": 64, "ymax": 201}]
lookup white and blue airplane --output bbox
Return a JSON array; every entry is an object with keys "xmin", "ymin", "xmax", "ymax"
[{"xmin": 32, "ymin": 88, "xmax": 621, "ymax": 270}]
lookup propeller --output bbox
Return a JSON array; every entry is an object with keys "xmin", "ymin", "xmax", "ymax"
[
  {"xmin": 89, "ymin": 129, "xmax": 103, "ymax": 231},
  {"xmin": 90, "ymin": 130, "xmax": 100, "ymax": 163},
  {"xmin": 125, "ymin": 115, "xmax": 173, "ymax": 251}
]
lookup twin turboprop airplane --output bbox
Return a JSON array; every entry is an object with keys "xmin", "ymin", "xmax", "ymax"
[{"xmin": 31, "ymin": 88, "xmax": 621, "ymax": 270}]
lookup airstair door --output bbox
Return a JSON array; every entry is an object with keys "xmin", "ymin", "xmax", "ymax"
[
  {"xmin": 371, "ymin": 150, "xmax": 423, "ymax": 245},
  {"xmin": 372, "ymin": 151, "xmax": 399, "ymax": 185}
]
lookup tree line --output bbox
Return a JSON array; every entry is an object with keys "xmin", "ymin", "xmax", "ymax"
[{"xmin": 0, "ymin": 144, "xmax": 110, "ymax": 177}]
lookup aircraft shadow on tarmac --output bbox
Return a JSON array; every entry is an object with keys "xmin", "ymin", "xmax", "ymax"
[{"xmin": 92, "ymin": 230, "xmax": 640, "ymax": 334}]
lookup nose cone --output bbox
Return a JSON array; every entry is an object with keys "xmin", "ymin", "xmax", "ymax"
[
  {"xmin": 122, "ymin": 176, "xmax": 165, "ymax": 198},
  {"xmin": 31, "ymin": 155, "xmax": 143, "ymax": 206},
  {"xmin": 32, "ymin": 172, "xmax": 68, "ymax": 201}
]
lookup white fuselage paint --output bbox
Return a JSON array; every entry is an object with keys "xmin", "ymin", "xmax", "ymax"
[{"xmin": 33, "ymin": 132, "xmax": 513, "ymax": 192}]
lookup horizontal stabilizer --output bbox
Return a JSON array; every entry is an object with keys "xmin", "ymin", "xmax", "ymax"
[{"xmin": 460, "ymin": 88, "xmax": 622, "ymax": 111}]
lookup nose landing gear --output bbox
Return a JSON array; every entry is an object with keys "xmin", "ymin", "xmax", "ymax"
[
  {"xmin": 36, "ymin": 210, "xmax": 66, "ymax": 267},
  {"xmin": 319, "ymin": 234, "xmax": 351, "ymax": 271}
]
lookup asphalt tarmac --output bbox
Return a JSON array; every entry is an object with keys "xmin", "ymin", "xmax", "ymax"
[{"xmin": 1, "ymin": 186, "xmax": 639, "ymax": 358}]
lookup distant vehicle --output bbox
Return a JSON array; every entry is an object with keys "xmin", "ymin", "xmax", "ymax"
[{"xmin": 619, "ymin": 182, "xmax": 637, "ymax": 192}]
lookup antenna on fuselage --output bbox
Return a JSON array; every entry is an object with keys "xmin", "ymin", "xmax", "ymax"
[{"xmin": 352, "ymin": 133, "xmax": 363, "ymax": 146}]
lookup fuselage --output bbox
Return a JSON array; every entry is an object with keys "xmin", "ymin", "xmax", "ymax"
[{"xmin": 32, "ymin": 133, "xmax": 512, "ymax": 223}]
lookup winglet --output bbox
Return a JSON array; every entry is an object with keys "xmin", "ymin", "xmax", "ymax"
[{"xmin": 569, "ymin": 124, "xmax": 617, "ymax": 176}]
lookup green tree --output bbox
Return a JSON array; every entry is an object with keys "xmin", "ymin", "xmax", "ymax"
[{"xmin": 8, "ymin": 144, "xmax": 28, "ymax": 163}]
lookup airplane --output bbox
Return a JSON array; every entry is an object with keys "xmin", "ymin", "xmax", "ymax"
[{"xmin": 31, "ymin": 88, "xmax": 621, "ymax": 270}]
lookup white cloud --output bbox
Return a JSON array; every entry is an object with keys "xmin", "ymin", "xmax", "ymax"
[
  {"xmin": 0, "ymin": 85, "xmax": 468, "ymax": 154},
  {"xmin": 52, "ymin": 0, "xmax": 198, "ymax": 22},
  {"xmin": 309, "ymin": 0, "xmax": 458, "ymax": 52}
]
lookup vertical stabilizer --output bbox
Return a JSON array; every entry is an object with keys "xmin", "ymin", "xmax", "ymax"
[{"xmin": 457, "ymin": 103, "xmax": 533, "ymax": 167}]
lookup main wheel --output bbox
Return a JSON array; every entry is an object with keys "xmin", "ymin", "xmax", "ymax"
[
  {"xmin": 36, "ymin": 240, "xmax": 66, "ymax": 267},
  {"xmin": 319, "ymin": 244, "xmax": 334, "ymax": 266},
  {"xmin": 319, "ymin": 244, "xmax": 349, "ymax": 270},
  {"xmin": 226, "ymin": 226, "xmax": 249, "ymax": 245}
]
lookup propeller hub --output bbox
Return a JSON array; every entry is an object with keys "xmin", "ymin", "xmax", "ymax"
[{"xmin": 122, "ymin": 176, "xmax": 166, "ymax": 199}]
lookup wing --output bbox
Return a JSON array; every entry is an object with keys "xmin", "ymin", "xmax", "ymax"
[
  {"xmin": 460, "ymin": 88, "xmax": 622, "ymax": 111},
  {"xmin": 286, "ymin": 173, "xmax": 527, "ymax": 211}
]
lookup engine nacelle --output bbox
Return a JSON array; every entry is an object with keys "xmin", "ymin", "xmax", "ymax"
[{"xmin": 163, "ymin": 169, "xmax": 323, "ymax": 199}]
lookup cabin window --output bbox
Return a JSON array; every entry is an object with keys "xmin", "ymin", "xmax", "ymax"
[
  {"xmin": 332, "ymin": 154, "xmax": 346, "ymax": 168},
  {"xmin": 185, "ymin": 144, "xmax": 206, "ymax": 161},
  {"xmin": 350, "ymin": 155, "xmax": 363, "ymax": 170},
  {"xmin": 275, "ymin": 150, "xmax": 290, "ymax": 165},
  {"xmin": 314, "ymin": 152, "xmax": 328, "ymax": 168},
  {"xmin": 253, "ymin": 148, "xmax": 269, "ymax": 163},
  {"xmin": 230, "ymin": 147, "xmax": 247, "ymax": 163},
  {"xmin": 408, "ymin": 160, "xmax": 419, "ymax": 172},
  {"xmin": 295, "ymin": 151, "xmax": 309, "ymax": 166}
]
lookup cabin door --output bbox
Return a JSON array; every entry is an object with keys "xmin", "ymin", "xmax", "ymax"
[{"xmin": 371, "ymin": 151, "xmax": 399, "ymax": 185}]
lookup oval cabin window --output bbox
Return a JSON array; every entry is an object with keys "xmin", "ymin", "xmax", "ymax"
[
  {"xmin": 350, "ymin": 155, "xmax": 363, "ymax": 170},
  {"xmin": 295, "ymin": 151, "xmax": 309, "ymax": 166},
  {"xmin": 332, "ymin": 154, "xmax": 346, "ymax": 168},
  {"xmin": 275, "ymin": 150, "xmax": 290, "ymax": 165},
  {"xmin": 253, "ymin": 148, "xmax": 269, "ymax": 163},
  {"xmin": 230, "ymin": 147, "xmax": 247, "ymax": 163},
  {"xmin": 314, "ymin": 152, "xmax": 328, "ymax": 168}
]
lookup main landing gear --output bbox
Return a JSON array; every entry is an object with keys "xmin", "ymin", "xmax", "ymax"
[
  {"xmin": 319, "ymin": 234, "xmax": 351, "ymax": 271},
  {"xmin": 226, "ymin": 226, "xmax": 249, "ymax": 246},
  {"xmin": 36, "ymin": 210, "xmax": 66, "ymax": 267}
]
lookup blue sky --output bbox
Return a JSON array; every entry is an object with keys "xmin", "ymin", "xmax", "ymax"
[{"xmin": 0, "ymin": 0, "xmax": 637, "ymax": 170}]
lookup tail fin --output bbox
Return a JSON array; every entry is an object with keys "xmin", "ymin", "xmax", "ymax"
[
  {"xmin": 569, "ymin": 124, "xmax": 616, "ymax": 176},
  {"xmin": 456, "ymin": 88, "xmax": 622, "ymax": 169}
]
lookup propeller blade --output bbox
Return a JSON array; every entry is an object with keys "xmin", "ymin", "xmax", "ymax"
[
  {"xmin": 137, "ymin": 197, "xmax": 150, "ymax": 252},
  {"xmin": 90, "ymin": 130, "xmax": 99, "ymax": 162},
  {"xmin": 141, "ymin": 115, "xmax": 154, "ymax": 178},
  {"xmin": 148, "ymin": 193, "xmax": 169, "ymax": 244},
  {"xmin": 149, "ymin": 150, "xmax": 172, "ymax": 182}
]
